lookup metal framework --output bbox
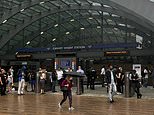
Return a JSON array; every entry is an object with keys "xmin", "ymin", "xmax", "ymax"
[{"xmin": 0, "ymin": 0, "xmax": 154, "ymax": 57}]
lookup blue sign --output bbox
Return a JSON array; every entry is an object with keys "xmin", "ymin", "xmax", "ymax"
[{"xmin": 16, "ymin": 43, "xmax": 138, "ymax": 52}]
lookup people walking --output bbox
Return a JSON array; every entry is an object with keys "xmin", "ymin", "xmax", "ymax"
[
  {"xmin": 0, "ymin": 69, "xmax": 7, "ymax": 96},
  {"xmin": 28, "ymin": 71, "xmax": 36, "ymax": 92},
  {"xmin": 131, "ymin": 70, "xmax": 142, "ymax": 99},
  {"xmin": 100, "ymin": 66, "xmax": 106, "ymax": 87},
  {"xmin": 50, "ymin": 70, "xmax": 57, "ymax": 92},
  {"xmin": 7, "ymin": 71, "xmax": 13, "ymax": 93},
  {"xmin": 39, "ymin": 68, "xmax": 47, "ymax": 94},
  {"xmin": 89, "ymin": 67, "xmax": 97, "ymax": 90},
  {"xmin": 58, "ymin": 76, "xmax": 74, "ymax": 111},
  {"xmin": 116, "ymin": 67, "xmax": 124, "ymax": 94},
  {"xmin": 56, "ymin": 67, "xmax": 64, "ymax": 86},
  {"xmin": 106, "ymin": 64, "xmax": 117, "ymax": 103},
  {"xmin": 17, "ymin": 67, "xmax": 26, "ymax": 95}
]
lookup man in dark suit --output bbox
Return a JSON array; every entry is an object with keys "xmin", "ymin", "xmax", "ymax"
[
  {"xmin": 89, "ymin": 67, "xmax": 97, "ymax": 90},
  {"xmin": 106, "ymin": 64, "xmax": 117, "ymax": 103}
]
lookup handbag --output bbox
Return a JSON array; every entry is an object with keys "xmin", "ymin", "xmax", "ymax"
[{"xmin": 61, "ymin": 86, "xmax": 68, "ymax": 91}]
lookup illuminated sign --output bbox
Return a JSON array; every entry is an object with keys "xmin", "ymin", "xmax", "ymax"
[
  {"xmin": 16, "ymin": 54, "xmax": 32, "ymax": 59},
  {"xmin": 104, "ymin": 51, "xmax": 129, "ymax": 56}
]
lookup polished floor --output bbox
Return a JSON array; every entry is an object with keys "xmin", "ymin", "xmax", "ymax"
[{"xmin": 0, "ymin": 92, "xmax": 154, "ymax": 115}]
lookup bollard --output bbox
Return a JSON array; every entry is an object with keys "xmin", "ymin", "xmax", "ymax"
[
  {"xmin": 125, "ymin": 72, "xmax": 130, "ymax": 98},
  {"xmin": 35, "ymin": 72, "xmax": 40, "ymax": 93},
  {"xmin": 76, "ymin": 77, "xmax": 81, "ymax": 95}
]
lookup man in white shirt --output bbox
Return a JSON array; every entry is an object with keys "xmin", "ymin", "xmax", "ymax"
[
  {"xmin": 56, "ymin": 67, "xmax": 64, "ymax": 85},
  {"xmin": 76, "ymin": 66, "xmax": 85, "ymax": 93},
  {"xmin": 76, "ymin": 66, "xmax": 84, "ymax": 74},
  {"xmin": 100, "ymin": 66, "xmax": 106, "ymax": 87},
  {"xmin": 9, "ymin": 66, "xmax": 14, "ymax": 77}
]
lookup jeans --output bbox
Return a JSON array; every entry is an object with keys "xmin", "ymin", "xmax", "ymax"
[
  {"xmin": 18, "ymin": 79, "xmax": 25, "ymax": 94},
  {"xmin": 108, "ymin": 83, "xmax": 117, "ymax": 101}
]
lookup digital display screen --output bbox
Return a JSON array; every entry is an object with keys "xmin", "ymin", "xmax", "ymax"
[{"xmin": 60, "ymin": 59, "xmax": 71, "ymax": 68}]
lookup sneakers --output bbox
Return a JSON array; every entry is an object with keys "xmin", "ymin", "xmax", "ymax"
[
  {"xmin": 58, "ymin": 103, "xmax": 74, "ymax": 110},
  {"xmin": 69, "ymin": 107, "xmax": 74, "ymax": 111},
  {"xmin": 58, "ymin": 103, "xmax": 62, "ymax": 108}
]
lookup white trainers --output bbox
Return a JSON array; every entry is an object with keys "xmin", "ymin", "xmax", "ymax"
[
  {"xmin": 69, "ymin": 107, "xmax": 74, "ymax": 111},
  {"xmin": 58, "ymin": 103, "xmax": 62, "ymax": 108}
]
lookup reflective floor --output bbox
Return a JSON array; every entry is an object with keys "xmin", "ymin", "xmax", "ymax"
[{"xmin": 0, "ymin": 92, "xmax": 154, "ymax": 115}]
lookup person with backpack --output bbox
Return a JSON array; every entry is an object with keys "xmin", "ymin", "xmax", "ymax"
[{"xmin": 58, "ymin": 75, "xmax": 74, "ymax": 111}]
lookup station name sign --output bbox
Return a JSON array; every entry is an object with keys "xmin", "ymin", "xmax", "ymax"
[{"xmin": 16, "ymin": 43, "xmax": 138, "ymax": 52}]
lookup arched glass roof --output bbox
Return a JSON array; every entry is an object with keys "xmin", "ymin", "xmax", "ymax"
[{"xmin": 0, "ymin": 0, "xmax": 153, "ymax": 56}]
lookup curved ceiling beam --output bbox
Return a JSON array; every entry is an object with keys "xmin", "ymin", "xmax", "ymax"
[
  {"xmin": 0, "ymin": 4, "xmax": 152, "ymax": 50},
  {"xmin": 20, "ymin": 22, "xmax": 145, "ymax": 50},
  {"xmin": 8, "ymin": 22, "xmax": 137, "ymax": 53},
  {"xmin": 1, "ymin": 0, "xmax": 154, "ymax": 31},
  {"xmin": 0, "ymin": 0, "xmax": 51, "ymax": 24},
  {"xmin": 101, "ymin": 0, "xmax": 154, "ymax": 32},
  {"xmin": 109, "ymin": 0, "xmax": 154, "ymax": 28},
  {"xmin": 22, "ymin": 15, "xmax": 149, "ymax": 45},
  {"xmin": 22, "ymin": 24, "xmax": 141, "ymax": 47}
]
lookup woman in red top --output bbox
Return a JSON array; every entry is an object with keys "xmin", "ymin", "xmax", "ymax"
[{"xmin": 58, "ymin": 75, "xmax": 74, "ymax": 110}]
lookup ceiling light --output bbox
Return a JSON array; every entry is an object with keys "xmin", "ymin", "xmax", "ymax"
[
  {"xmin": 2, "ymin": 19, "xmax": 7, "ymax": 23},
  {"xmin": 20, "ymin": 9, "xmax": 25, "ymax": 12},
  {"xmin": 97, "ymin": 26, "xmax": 101, "ymax": 29},
  {"xmin": 103, "ymin": 5, "xmax": 111, "ymax": 8},
  {"xmin": 26, "ymin": 41, "xmax": 30, "ymax": 45},
  {"xmin": 93, "ymin": 3, "xmax": 101, "ymax": 6},
  {"xmin": 70, "ymin": 19, "xmax": 75, "ymax": 22},
  {"xmin": 107, "ymin": 19, "xmax": 112, "ymax": 22},
  {"xmin": 103, "ymin": 12, "xmax": 109, "ymax": 15},
  {"xmin": 112, "ymin": 14, "xmax": 120, "ymax": 17},
  {"xmin": 54, "ymin": 24, "xmax": 58, "ymax": 27},
  {"xmin": 118, "ymin": 23, "xmax": 126, "ymax": 26},
  {"xmin": 66, "ymin": 32, "xmax": 70, "ymax": 35},
  {"xmin": 88, "ymin": 17, "xmax": 93, "ymax": 20},
  {"xmin": 52, "ymin": 38, "xmax": 56, "ymax": 41},
  {"xmin": 40, "ymin": 31, "xmax": 44, "ymax": 34},
  {"xmin": 114, "ymin": 28, "xmax": 118, "ymax": 30},
  {"xmin": 40, "ymin": 1, "xmax": 45, "ymax": 4}
]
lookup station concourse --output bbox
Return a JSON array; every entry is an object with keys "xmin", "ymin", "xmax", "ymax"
[{"xmin": 0, "ymin": 0, "xmax": 154, "ymax": 114}]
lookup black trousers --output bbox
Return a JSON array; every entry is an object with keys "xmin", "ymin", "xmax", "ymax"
[
  {"xmin": 0, "ymin": 84, "xmax": 6, "ymax": 95},
  {"xmin": 51, "ymin": 81, "xmax": 56, "ymax": 92},
  {"xmin": 90, "ymin": 78, "xmax": 95, "ymax": 90},
  {"xmin": 60, "ymin": 90, "xmax": 72, "ymax": 108},
  {"xmin": 132, "ymin": 82, "xmax": 141, "ymax": 97},
  {"xmin": 87, "ymin": 76, "xmax": 91, "ymax": 89}
]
